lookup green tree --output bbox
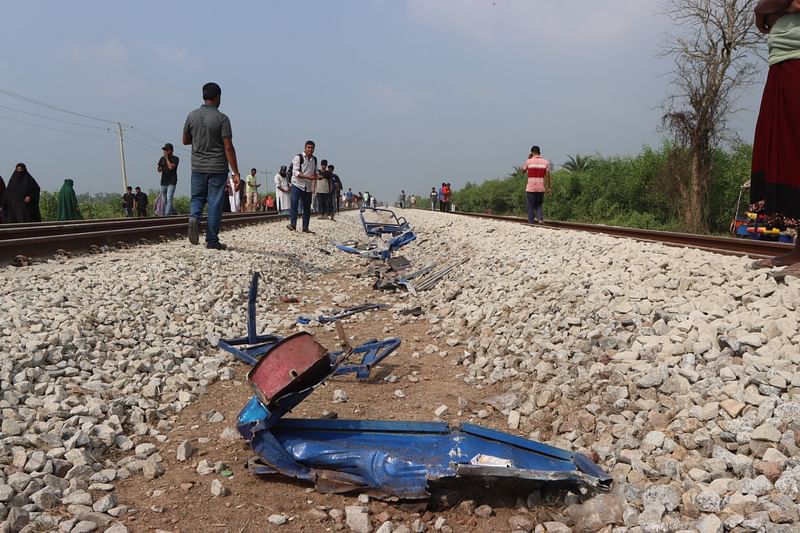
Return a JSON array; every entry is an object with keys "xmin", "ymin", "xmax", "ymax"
[
  {"xmin": 661, "ymin": 0, "xmax": 761, "ymax": 232},
  {"xmin": 562, "ymin": 154, "xmax": 594, "ymax": 172}
]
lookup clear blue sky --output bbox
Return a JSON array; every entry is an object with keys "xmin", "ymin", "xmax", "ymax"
[{"xmin": 0, "ymin": 0, "xmax": 766, "ymax": 200}]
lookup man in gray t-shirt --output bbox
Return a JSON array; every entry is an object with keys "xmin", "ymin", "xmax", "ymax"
[{"xmin": 182, "ymin": 82, "xmax": 240, "ymax": 250}]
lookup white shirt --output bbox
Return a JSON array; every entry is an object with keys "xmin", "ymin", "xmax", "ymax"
[
  {"xmin": 274, "ymin": 172, "xmax": 290, "ymax": 208},
  {"xmin": 291, "ymin": 154, "xmax": 316, "ymax": 192},
  {"xmin": 274, "ymin": 172, "xmax": 289, "ymax": 193}
]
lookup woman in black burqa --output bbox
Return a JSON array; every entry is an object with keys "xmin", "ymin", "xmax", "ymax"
[{"xmin": 2, "ymin": 163, "xmax": 42, "ymax": 223}]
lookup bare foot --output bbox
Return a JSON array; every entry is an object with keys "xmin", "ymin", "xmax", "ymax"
[
  {"xmin": 782, "ymin": 263, "xmax": 800, "ymax": 279},
  {"xmin": 779, "ymin": 249, "xmax": 800, "ymax": 266},
  {"xmin": 751, "ymin": 253, "xmax": 800, "ymax": 269}
]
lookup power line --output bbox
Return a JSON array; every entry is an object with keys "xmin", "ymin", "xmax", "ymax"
[
  {"xmin": 0, "ymin": 87, "xmax": 194, "ymax": 191},
  {"xmin": 127, "ymin": 126, "xmax": 190, "ymax": 154},
  {"xmin": 0, "ymin": 87, "xmax": 189, "ymax": 155},
  {"xmin": 126, "ymin": 126, "xmax": 166, "ymax": 144},
  {"xmin": 124, "ymin": 136, "xmax": 162, "ymax": 152},
  {"xmin": 0, "ymin": 114, "xmax": 118, "ymax": 141},
  {"xmin": 122, "ymin": 140, "xmax": 159, "ymax": 155},
  {"xmin": 0, "ymin": 87, "xmax": 119, "ymax": 125},
  {"xmin": 0, "ymin": 103, "xmax": 112, "ymax": 130}
]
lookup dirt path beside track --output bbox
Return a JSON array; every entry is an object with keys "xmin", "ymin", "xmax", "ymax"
[{"xmin": 115, "ymin": 261, "xmax": 557, "ymax": 533}]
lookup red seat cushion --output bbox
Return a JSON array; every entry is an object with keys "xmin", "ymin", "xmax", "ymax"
[{"xmin": 247, "ymin": 332, "xmax": 330, "ymax": 407}]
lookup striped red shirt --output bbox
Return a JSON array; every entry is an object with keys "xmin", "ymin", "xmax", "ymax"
[{"xmin": 523, "ymin": 155, "xmax": 550, "ymax": 193}]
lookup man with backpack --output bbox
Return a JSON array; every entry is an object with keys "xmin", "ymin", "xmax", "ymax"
[{"xmin": 288, "ymin": 140, "xmax": 318, "ymax": 233}]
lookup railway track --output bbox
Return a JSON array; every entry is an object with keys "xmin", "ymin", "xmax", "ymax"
[
  {"xmin": 1, "ymin": 209, "xmax": 792, "ymax": 265},
  {"xmin": 0, "ymin": 212, "xmax": 289, "ymax": 263},
  {"xmin": 454, "ymin": 212, "xmax": 793, "ymax": 259}
]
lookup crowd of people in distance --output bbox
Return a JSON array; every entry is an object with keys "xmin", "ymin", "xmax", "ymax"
[
  {"xmin": 428, "ymin": 182, "xmax": 453, "ymax": 213},
  {"xmin": 342, "ymin": 188, "xmax": 378, "ymax": 209}
]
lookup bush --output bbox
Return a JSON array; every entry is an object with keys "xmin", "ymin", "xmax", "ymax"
[
  {"xmin": 36, "ymin": 190, "xmax": 193, "ymax": 221},
  {"xmin": 451, "ymin": 144, "xmax": 751, "ymax": 234}
]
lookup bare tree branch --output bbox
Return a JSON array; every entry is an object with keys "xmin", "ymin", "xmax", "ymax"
[{"xmin": 659, "ymin": 0, "xmax": 764, "ymax": 231}]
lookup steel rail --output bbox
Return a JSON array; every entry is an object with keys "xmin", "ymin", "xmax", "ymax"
[
  {"xmin": 0, "ymin": 212, "xmax": 289, "ymax": 262},
  {"xmin": 452, "ymin": 212, "xmax": 793, "ymax": 259},
  {"xmin": 0, "ymin": 212, "xmax": 272, "ymax": 239}
]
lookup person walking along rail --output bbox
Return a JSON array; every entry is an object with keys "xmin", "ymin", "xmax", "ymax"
[
  {"xmin": 522, "ymin": 146, "xmax": 551, "ymax": 224},
  {"xmin": 183, "ymin": 82, "xmax": 241, "ymax": 250}
]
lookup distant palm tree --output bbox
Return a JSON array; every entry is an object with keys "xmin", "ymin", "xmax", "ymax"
[{"xmin": 562, "ymin": 154, "xmax": 593, "ymax": 172}]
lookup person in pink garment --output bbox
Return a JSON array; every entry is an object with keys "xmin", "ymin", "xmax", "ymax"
[{"xmin": 522, "ymin": 145, "xmax": 551, "ymax": 224}]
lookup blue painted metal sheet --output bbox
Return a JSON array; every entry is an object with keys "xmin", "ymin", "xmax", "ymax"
[
  {"xmin": 335, "ymin": 230, "xmax": 416, "ymax": 260},
  {"xmin": 239, "ymin": 411, "xmax": 613, "ymax": 499},
  {"xmin": 360, "ymin": 207, "xmax": 411, "ymax": 237}
]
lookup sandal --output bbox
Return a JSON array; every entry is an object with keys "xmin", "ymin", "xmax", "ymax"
[{"xmin": 751, "ymin": 257, "xmax": 786, "ymax": 269}]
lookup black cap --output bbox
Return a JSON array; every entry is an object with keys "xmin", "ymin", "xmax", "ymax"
[
  {"xmin": 280, "ymin": 165, "xmax": 287, "ymax": 171},
  {"xmin": 162, "ymin": 143, "xmax": 174, "ymax": 151}
]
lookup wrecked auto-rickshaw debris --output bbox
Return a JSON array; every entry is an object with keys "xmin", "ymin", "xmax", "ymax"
[
  {"xmin": 333, "ymin": 209, "xmax": 467, "ymax": 292},
  {"xmin": 296, "ymin": 303, "xmax": 389, "ymax": 325},
  {"xmin": 335, "ymin": 229, "xmax": 417, "ymax": 260},
  {"xmin": 360, "ymin": 206, "xmax": 411, "ymax": 237},
  {"xmin": 216, "ymin": 218, "xmax": 612, "ymax": 507},
  {"xmin": 233, "ymin": 331, "xmax": 612, "ymax": 502},
  {"xmin": 335, "ymin": 206, "xmax": 417, "ymax": 260},
  {"xmin": 218, "ymin": 272, "xmax": 397, "ymax": 379}
]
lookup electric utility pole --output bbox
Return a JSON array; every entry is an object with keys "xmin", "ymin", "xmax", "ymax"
[{"xmin": 116, "ymin": 122, "xmax": 129, "ymax": 192}]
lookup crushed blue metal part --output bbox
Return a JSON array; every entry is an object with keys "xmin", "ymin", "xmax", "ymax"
[
  {"xmin": 233, "ymin": 325, "xmax": 613, "ymax": 500},
  {"xmin": 238, "ymin": 411, "xmax": 613, "ymax": 500},
  {"xmin": 218, "ymin": 272, "xmax": 399, "ymax": 378},
  {"xmin": 360, "ymin": 207, "xmax": 411, "ymax": 237},
  {"xmin": 335, "ymin": 230, "xmax": 417, "ymax": 260}
]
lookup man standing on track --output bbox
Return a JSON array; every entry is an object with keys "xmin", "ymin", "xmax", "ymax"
[
  {"xmin": 245, "ymin": 168, "xmax": 259, "ymax": 212},
  {"xmin": 183, "ymin": 82, "xmax": 241, "ymax": 250},
  {"xmin": 157, "ymin": 143, "xmax": 179, "ymax": 215},
  {"xmin": 522, "ymin": 145, "xmax": 552, "ymax": 224},
  {"xmin": 329, "ymin": 164, "xmax": 342, "ymax": 215},
  {"xmin": 274, "ymin": 166, "xmax": 290, "ymax": 213},
  {"xmin": 288, "ymin": 140, "xmax": 318, "ymax": 233},
  {"xmin": 122, "ymin": 186, "xmax": 134, "ymax": 217},
  {"xmin": 316, "ymin": 159, "xmax": 334, "ymax": 220},
  {"xmin": 134, "ymin": 186, "xmax": 148, "ymax": 217}
]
